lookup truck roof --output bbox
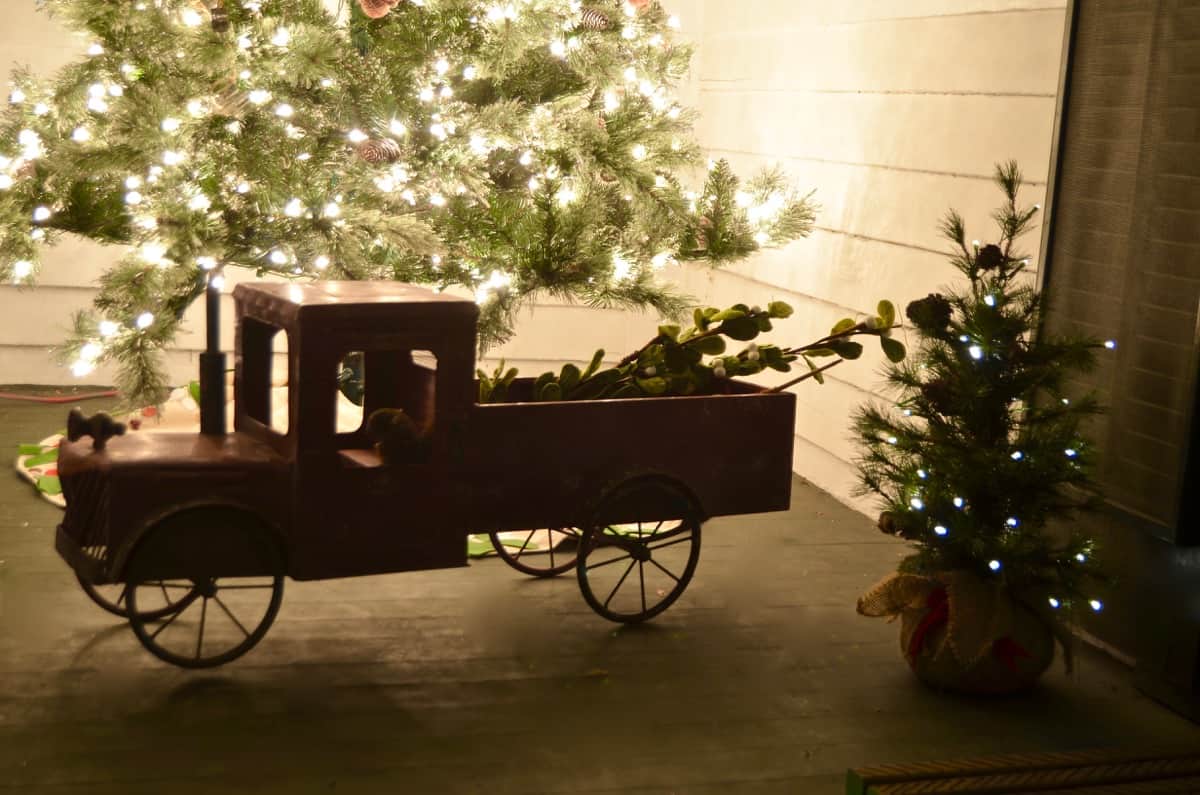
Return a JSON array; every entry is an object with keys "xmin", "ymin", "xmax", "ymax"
[{"xmin": 235, "ymin": 281, "xmax": 474, "ymax": 308}]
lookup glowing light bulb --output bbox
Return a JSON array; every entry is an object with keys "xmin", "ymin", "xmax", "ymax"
[
  {"xmin": 968, "ymin": 345, "xmax": 983, "ymax": 360},
  {"xmin": 161, "ymin": 117, "xmax": 182, "ymax": 133},
  {"xmin": 1065, "ymin": 448, "xmax": 1077, "ymax": 458},
  {"xmin": 322, "ymin": 201, "xmax": 340, "ymax": 218},
  {"xmin": 631, "ymin": 143, "xmax": 647, "ymax": 160},
  {"xmin": 439, "ymin": 86, "xmax": 453, "ymax": 98},
  {"xmin": 33, "ymin": 102, "xmax": 49, "ymax": 116},
  {"xmin": 71, "ymin": 360, "xmax": 95, "ymax": 378},
  {"xmin": 87, "ymin": 42, "xmax": 104, "ymax": 56},
  {"xmin": 886, "ymin": 436, "xmax": 897, "ymax": 445},
  {"xmin": 314, "ymin": 255, "xmax": 330, "ymax": 270},
  {"xmin": 248, "ymin": 89, "xmax": 271, "ymax": 105},
  {"xmin": 933, "ymin": 525, "xmax": 948, "ymax": 537},
  {"xmin": 12, "ymin": 260, "xmax": 33, "ymax": 280},
  {"xmin": 284, "ymin": 198, "xmax": 304, "ymax": 217},
  {"xmin": 550, "ymin": 40, "xmax": 567, "ymax": 57},
  {"xmin": 1006, "ymin": 517, "xmax": 1019, "ymax": 527},
  {"xmin": 984, "ymin": 294, "xmax": 996, "ymax": 307},
  {"xmin": 135, "ymin": 312, "xmax": 154, "ymax": 329},
  {"xmin": 667, "ymin": 15, "xmax": 681, "ymax": 28},
  {"xmin": 162, "ymin": 150, "xmax": 184, "ymax": 166},
  {"xmin": 347, "ymin": 128, "xmax": 368, "ymax": 144},
  {"xmin": 389, "ymin": 119, "xmax": 407, "ymax": 137},
  {"xmin": 1010, "ymin": 451, "xmax": 1023, "ymax": 461},
  {"xmin": 271, "ymin": 27, "xmax": 291, "ymax": 47},
  {"xmin": 181, "ymin": 8, "xmax": 203, "ymax": 26},
  {"xmin": 9, "ymin": 88, "xmax": 25, "ymax": 104},
  {"xmin": 1089, "ymin": 599, "xmax": 1103, "ymax": 612},
  {"xmin": 188, "ymin": 194, "xmax": 211, "ymax": 211},
  {"xmin": 236, "ymin": 181, "xmax": 251, "ymax": 194},
  {"xmin": 99, "ymin": 320, "xmax": 119, "ymax": 337},
  {"xmin": 72, "ymin": 127, "xmax": 91, "ymax": 142},
  {"xmin": 988, "ymin": 560, "xmax": 1001, "ymax": 572},
  {"xmin": 32, "ymin": 206, "xmax": 52, "ymax": 222},
  {"xmin": 197, "ymin": 256, "xmax": 217, "ymax": 270},
  {"xmin": 1075, "ymin": 553, "xmax": 1087, "ymax": 563},
  {"xmin": 953, "ymin": 497, "xmax": 964, "ymax": 508},
  {"xmin": 1048, "ymin": 597, "xmax": 1061, "ymax": 609},
  {"xmin": 269, "ymin": 249, "xmax": 288, "ymax": 265},
  {"xmin": 463, "ymin": 65, "xmax": 478, "ymax": 80},
  {"xmin": 274, "ymin": 103, "xmax": 294, "ymax": 118},
  {"xmin": 1104, "ymin": 339, "xmax": 1117, "ymax": 350},
  {"xmin": 909, "ymin": 497, "xmax": 924, "ymax": 511},
  {"xmin": 0, "ymin": 175, "xmax": 12, "ymax": 190},
  {"xmin": 429, "ymin": 193, "xmax": 447, "ymax": 207},
  {"xmin": 124, "ymin": 191, "xmax": 143, "ymax": 205}
]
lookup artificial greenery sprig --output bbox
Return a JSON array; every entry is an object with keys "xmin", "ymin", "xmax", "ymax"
[{"xmin": 477, "ymin": 298, "xmax": 904, "ymax": 403}]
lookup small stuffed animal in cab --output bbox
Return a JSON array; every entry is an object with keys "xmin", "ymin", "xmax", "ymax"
[{"xmin": 366, "ymin": 408, "xmax": 430, "ymax": 466}]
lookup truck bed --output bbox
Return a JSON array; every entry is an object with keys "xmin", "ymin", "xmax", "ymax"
[{"xmin": 456, "ymin": 379, "xmax": 796, "ymax": 531}]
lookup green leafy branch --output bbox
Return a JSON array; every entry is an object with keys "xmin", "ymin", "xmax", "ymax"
[{"xmin": 477, "ymin": 299, "xmax": 905, "ymax": 404}]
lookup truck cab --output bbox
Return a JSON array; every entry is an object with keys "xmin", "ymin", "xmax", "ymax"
[
  {"xmin": 57, "ymin": 281, "xmax": 478, "ymax": 585},
  {"xmin": 234, "ymin": 281, "xmax": 478, "ymax": 578}
]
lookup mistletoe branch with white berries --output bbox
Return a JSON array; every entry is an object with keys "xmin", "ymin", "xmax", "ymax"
[{"xmin": 476, "ymin": 299, "xmax": 906, "ymax": 403}]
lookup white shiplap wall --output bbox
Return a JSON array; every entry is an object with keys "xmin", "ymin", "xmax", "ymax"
[{"xmin": 682, "ymin": 0, "xmax": 1067, "ymax": 510}]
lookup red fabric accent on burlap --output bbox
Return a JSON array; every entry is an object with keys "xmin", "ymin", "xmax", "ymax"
[
  {"xmin": 907, "ymin": 585, "xmax": 949, "ymax": 659},
  {"xmin": 993, "ymin": 636, "xmax": 1033, "ymax": 672}
]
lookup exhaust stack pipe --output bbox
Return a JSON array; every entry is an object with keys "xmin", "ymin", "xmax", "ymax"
[{"xmin": 199, "ymin": 270, "xmax": 226, "ymax": 435}]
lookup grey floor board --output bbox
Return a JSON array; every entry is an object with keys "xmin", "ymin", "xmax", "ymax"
[{"xmin": 2, "ymin": 391, "xmax": 1199, "ymax": 794}]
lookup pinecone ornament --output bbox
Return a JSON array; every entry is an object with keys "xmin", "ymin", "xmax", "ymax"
[
  {"xmin": 357, "ymin": 138, "xmax": 402, "ymax": 164},
  {"xmin": 579, "ymin": 7, "xmax": 611, "ymax": 30},
  {"xmin": 209, "ymin": 0, "xmax": 229, "ymax": 32},
  {"xmin": 359, "ymin": 0, "xmax": 399, "ymax": 19}
]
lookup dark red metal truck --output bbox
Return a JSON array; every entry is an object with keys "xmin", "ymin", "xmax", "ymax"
[{"xmin": 56, "ymin": 281, "xmax": 796, "ymax": 668}]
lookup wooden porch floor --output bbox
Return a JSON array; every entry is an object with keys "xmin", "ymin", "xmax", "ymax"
[{"xmin": 2, "ymin": 393, "xmax": 1197, "ymax": 794}]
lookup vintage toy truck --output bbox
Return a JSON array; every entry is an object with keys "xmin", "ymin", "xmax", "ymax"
[{"xmin": 57, "ymin": 281, "xmax": 796, "ymax": 668}]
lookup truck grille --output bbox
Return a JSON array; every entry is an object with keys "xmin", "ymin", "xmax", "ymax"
[{"xmin": 61, "ymin": 469, "xmax": 112, "ymax": 568}]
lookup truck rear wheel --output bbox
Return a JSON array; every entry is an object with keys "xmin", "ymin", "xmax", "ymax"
[
  {"xmin": 577, "ymin": 475, "xmax": 702, "ymax": 624},
  {"xmin": 488, "ymin": 527, "xmax": 582, "ymax": 578}
]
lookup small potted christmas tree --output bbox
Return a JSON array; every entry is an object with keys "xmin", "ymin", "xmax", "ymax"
[{"xmin": 853, "ymin": 162, "xmax": 1109, "ymax": 694}]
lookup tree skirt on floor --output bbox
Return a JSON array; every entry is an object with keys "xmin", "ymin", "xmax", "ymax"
[{"xmin": 14, "ymin": 385, "xmax": 565, "ymax": 559}]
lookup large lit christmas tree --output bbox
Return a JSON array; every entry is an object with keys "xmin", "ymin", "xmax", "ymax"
[
  {"xmin": 0, "ymin": 0, "xmax": 813, "ymax": 407},
  {"xmin": 854, "ymin": 162, "xmax": 1109, "ymax": 626}
]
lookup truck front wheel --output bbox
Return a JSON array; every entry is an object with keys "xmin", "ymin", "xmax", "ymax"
[{"xmin": 123, "ymin": 508, "xmax": 285, "ymax": 669}]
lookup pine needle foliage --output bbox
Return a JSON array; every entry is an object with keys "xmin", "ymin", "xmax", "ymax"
[
  {"xmin": 0, "ymin": 0, "xmax": 813, "ymax": 407},
  {"xmin": 853, "ymin": 162, "xmax": 1108, "ymax": 616}
]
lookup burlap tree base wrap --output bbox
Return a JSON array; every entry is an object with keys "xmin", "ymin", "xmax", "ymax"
[{"xmin": 858, "ymin": 570, "xmax": 1061, "ymax": 694}]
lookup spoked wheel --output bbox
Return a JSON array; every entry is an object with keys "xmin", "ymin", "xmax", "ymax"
[
  {"xmin": 488, "ymin": 528, "xmax": 583, "ymax": 578},
  {"xmin": 128, "ymin": 575, "xmax": 284, "ymax": 669},
  {"xmin": 577, "ymin": 475, "xmax": 703, "ymax": 624},
  {"xmin": 76, "ymin": 571, "xmax": 198, "ymax": 621},
  {"xmin": 123, "ymin": 507, "xmax": 287, "ymax": 669}
]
